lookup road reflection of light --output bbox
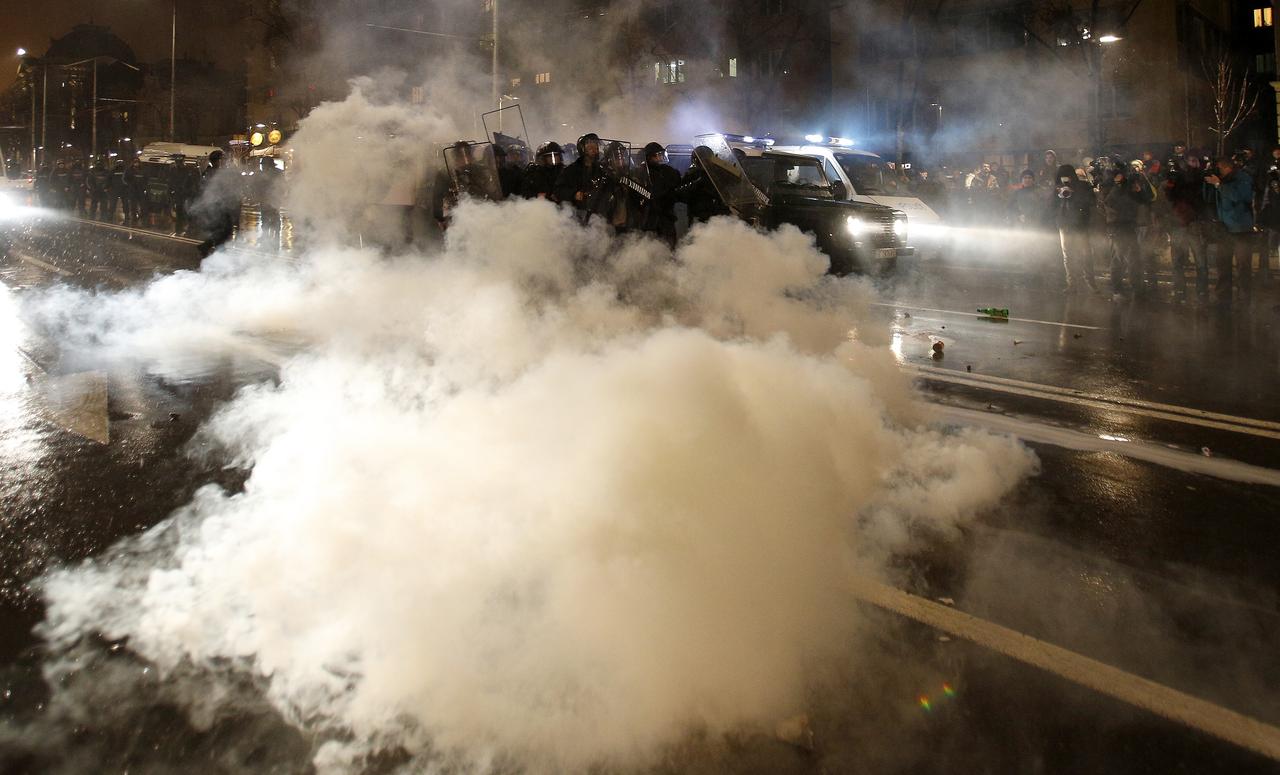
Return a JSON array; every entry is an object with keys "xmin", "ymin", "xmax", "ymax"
[
  {"xmin": 889, "ymin": 328, "xmax": 905, "ymax": 363},
  {"xmin": 1098, "ymin": 433, "xmax": 1130, "ymax": 442},
  {"xmin": 0, "ymin": 282, "xmax": 50, "ymax": 479},
  {"xmin": 0, "ymin": 283, "xmax": 28, "ymax": 393}
]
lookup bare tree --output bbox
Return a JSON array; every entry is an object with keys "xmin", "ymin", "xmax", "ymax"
[{"xmin": 1204, "ymin": 55, "xmax": 1259, "ymax": 158}]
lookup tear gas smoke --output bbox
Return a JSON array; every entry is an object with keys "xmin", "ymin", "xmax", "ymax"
[{"xmin": 22, "ymin": 79, "xmax": 1037, "ymax": 774}]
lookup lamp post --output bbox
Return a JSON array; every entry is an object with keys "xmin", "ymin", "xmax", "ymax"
[
  {"xmin": 491, "ymin": 0, "xmax": 500, "ymax": 119},
  {"xmin": 170, "ymin": 0, "xmax": 176, "ymax": 141},
  {"xmin": 17, "ymin": 49, "xmax": 36, "ymax": 169}
]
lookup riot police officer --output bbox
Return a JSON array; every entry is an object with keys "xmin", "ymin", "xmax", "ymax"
[
  {"xmin": 555, "ymin": 133, "xmax": 606, "ymax": 221},
  {"xmin": 88, "ymin": 161, "xmax": 111, "ymax": 220},
  {"xmin": 641, "ymin": 141, "xmax": 680, "ymax": 247},
  {"xmin": 521, "ymin": 141, "xmax": 564, "ymax": 201},
  {"xmin": 676, "ymin": 146, "xmax": 730, "ymax": 224}
]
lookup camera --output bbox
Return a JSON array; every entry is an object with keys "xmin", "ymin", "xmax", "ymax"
[{"xmin": 1057, "ymin": 185, "xmax": 1073, "ymax": 199}]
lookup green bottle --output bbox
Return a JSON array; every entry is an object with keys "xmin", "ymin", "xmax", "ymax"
[{"xmin": 977, "ymin": 307, "xmax": 1010, "ymax": 318}]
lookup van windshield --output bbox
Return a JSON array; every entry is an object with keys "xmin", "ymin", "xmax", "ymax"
[
  {"xmin": 834, "ymin": 152, "xmax": 890, "ymax": 195},
  {"xmin": 741, "ymin": 155, "xmax": 833, "ymax": 199}
]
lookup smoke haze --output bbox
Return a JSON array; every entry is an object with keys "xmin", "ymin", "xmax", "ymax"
[{"xmin": 18, "ymin": 62, "xmax": 1037, "ymax": 774}]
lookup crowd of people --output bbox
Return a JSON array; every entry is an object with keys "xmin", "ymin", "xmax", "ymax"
[
  {"xmin": 29, "ymin": 150, "xmax": 249, "ymax": 257},
  {"xmin": 883, "ymin": 145, "xmax": 1279, "ymax": 302}
]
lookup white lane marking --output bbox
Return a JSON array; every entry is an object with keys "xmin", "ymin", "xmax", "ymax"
[
  {"xmin": 13, "ymin": 250, "xmax": 73, "ymax": 277},
  {"xmin": 912, "ymin": 365, "xmax": 1280, "ymax": 432},
  {"xmin": 911, "ymin": 366, "xmax": 1280, "ymax": 441},
  {"xmin": 71, "ymin": 216, "xmax": 203, "ymax": 245},
  {"xmin": 850, "ymin": 576, "xmax": 1280, "ymax": 762},
  {"xmin": 871, "ymin": 301, "xmax": 1104, "ymax": 331},
  {"xmin": 933, "ymin": 404, "xmax": 1280, "ymax": 487}
]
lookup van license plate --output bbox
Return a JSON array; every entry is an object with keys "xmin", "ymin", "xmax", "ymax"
[{"xmin": 875, "ymin": 248, "xmax": 897, "ymax": 260}]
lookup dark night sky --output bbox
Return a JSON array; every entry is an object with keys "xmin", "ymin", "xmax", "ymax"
[{"xmin": 2, "ymin": 0, "xmax": 249, "ymax": 90}]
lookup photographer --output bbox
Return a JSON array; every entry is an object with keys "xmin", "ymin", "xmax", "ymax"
[
  {"xmin": 1203, "ymin": 157, "xmax": 1256, "ymax": 301},
  {"xmin": 1103, "ymin": 167, "xmax": 1155, "ymax": 299},
  {"xmin": 1049, "ymin": 164, "xmax": 1098, "ymax": 293}
]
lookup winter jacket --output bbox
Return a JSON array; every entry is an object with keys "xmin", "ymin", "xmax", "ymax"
[
  {"xmin": 1213, "ymin": 169, "xmax": 1254, "ymax": 233},
  {"xmin": 554, "ymin": 157, "xmax": 606, "ymax": 211},
  {"xmin": 1164, "ymin": 167, "xmax": 1205, "ymax": 227},
  {"xmin": 1048, "ymin": 166, "xmax": 1095, "ymax": 231},
  {"xmin": 1103, "ymin": 178, "xmax": 1153, "ymax": 226},
  {"xmin": 1008, "ymin": 185, "xmax": 1043, "ymax": 228}
]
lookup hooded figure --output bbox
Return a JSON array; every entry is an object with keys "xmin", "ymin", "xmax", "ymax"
[{"xmin": 1049, "ymin": 164, "xmax": 1098, "ymax": 292}]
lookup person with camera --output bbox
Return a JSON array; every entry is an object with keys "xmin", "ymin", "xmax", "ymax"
[
  {"xmin": 1102, "ymin": 166, "xmax": 1155, "ymax": 299},
  {"xmin": 1049, "ymin": 164, "xmax": 1098, "ymax": 293},
  {"xmin": 1203, "ymin": 157, "xmax": 1256, "ymax": 301}
]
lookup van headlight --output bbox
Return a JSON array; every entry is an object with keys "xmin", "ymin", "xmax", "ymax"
[
  {"xmin": 845, "ymin": 215, "xmax": 868, "ymax": 236},
  {"xmin": 893, "ymin": 216, "xmax": 908, "ymax": 240}
]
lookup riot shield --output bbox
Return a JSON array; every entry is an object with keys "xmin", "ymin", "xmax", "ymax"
[
  {"xmin": 691, "ymin": 134, "xmax": 768, "ymax": 220},
  {"xmin": 603, "ymin": 140, "xmax": 652, "ymax": 204},
  {"xmin": 482, "ymin": 105, "xmax": 531, "ymax": 156},
  {"xmin": 442, "ymin": 141, "xmax": 505, "ymax": 202}
]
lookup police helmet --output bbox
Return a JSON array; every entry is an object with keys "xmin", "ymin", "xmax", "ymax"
[
  {"xmin": 603, "ymin": 141, "xmax": 630, "ymax": 173},
  {"xmin": 537, "ymin": 141, "xmax": 564, "ymax": 167},
  {"xmin": 577, "ymin": 133, "xmax": 600, "ymax": 157},
  {"xmin": 643, "ymin": 141, "xmax": 666, "ymax": 160}
]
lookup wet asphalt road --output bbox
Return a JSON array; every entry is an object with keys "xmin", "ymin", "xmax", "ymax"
[{"xmin": 1, "ymin": 205, "xmax": 1279, "ymax": 773}]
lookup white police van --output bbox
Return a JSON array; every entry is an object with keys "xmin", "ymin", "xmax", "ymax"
[{"xmin": 768, "ymin": 136, "xmax": 941, "ymax": 225}]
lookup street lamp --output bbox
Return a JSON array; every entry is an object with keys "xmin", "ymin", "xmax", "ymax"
[{"xmin": 15, "ymin": 49, "xmax": 35, "ymax": 168}]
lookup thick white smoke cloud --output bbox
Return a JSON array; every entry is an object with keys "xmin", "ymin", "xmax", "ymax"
[{"xmin": 26, "ymin": 78, "xmax": 1037, "ymax": 774}]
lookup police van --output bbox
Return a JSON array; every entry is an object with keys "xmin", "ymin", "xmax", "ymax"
[{"xmin": 766, "ymin": 137, "xmax": 942, "ymax": 225}]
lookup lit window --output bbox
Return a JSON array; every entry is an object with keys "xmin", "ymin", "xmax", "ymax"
[
  {"xmin": 411, "ymin": 86, "xmax": 424, "ymax": 104},
  {"xmin": 1256, "ymin": 7, "xmax": 1273, "ymax": 27},
  {"xmin": 729, "ymin": 57, "xmax": 738, "ymax": 77},
  {"xmin": 510, "ymin": 77, "xmax": 521, "ymax": 88},
  {"xmin": 656, "ymin": 59, "xmax": 686, "ymax": 84},
  {"xmin": 535, "ymin": 72, "xmax": 551, "ymax": 85}
]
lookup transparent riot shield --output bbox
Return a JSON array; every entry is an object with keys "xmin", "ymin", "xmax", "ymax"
[
  {"xmin": 603, "ymin": 140, "xmax": 652, "ymax": 204},
  {"xmin": 691, "ymin": 134, "xmax": 768, "ymax": 221},
  {"xmin": 442, "ymin": 141, "xmax": 505, "ymax": 202}
]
